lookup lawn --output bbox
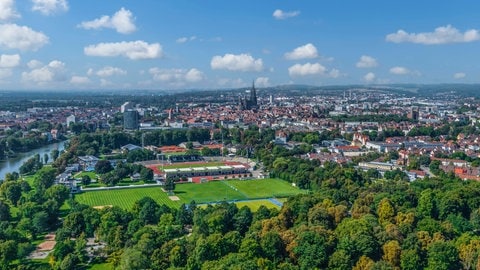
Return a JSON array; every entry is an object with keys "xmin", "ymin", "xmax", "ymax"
[
  {"xmin": 235, "ymin": 200, "xmax": 281, "ymax": 211},
  {"xmin": 175, "ymin": 180, "xmax": 248, "ymax": 203},
  {"xmin": 74, "ymin": 179, "xmax": 304, "ymax": 210},
  {"xmin": 74, "ymin": 171, "xmax": 98, "ymax": 179},
  {"xmin": 74, "ymin": 186, "xmax": 181, "ymax": 209},
  {"xmin": 228, "ymin": 178, "xmax": 306, "ymax": 198}
]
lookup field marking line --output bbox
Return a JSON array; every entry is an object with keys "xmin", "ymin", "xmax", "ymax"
[{"xmin": 221, "ymin": 180, "xmax": 249, "ymax": 198}]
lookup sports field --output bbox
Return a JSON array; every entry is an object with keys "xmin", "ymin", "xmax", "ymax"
[
  {"xmin": 74, "ymin": 178, "xmax": 303, "ymax": 210},
  {"xmin": 160, "ymin": 161, "xmax": 225, "ymax": 170},
  {"xmin": 236, "ymin": 200, "xmax": 281, "ymax": 211},
  {"xmin": 75, "ymin": 186, "xmax": 181, "ymax": 209},
  {"xmin": 227, "ymin": 179, "xmax": 305, "ymax": 198}
]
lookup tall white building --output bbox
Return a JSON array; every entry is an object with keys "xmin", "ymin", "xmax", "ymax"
[
  {"xmin": 66, "ymin": 115, "xmax": 75, "ymax": 126},
  {"xmin": 121, "ymin": 101, "xmax": 134, "ymax": 113}
]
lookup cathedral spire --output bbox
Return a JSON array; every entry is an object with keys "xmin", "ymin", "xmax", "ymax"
[{"xmin": 250, "ymin": 80, "xmax": 257, "ymax": 107}]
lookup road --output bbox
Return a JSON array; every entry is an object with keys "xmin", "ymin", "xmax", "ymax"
[{"xmin": 420, "ymin": 165, "xmax": 435, "ymax": 177}]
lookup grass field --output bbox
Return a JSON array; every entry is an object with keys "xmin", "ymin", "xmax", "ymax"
[
  {"xmin": 227, "ymin": 178, "xmax": 306, "ymax": 198},
  {"xmin": 75, "ymin": 186, "xmax": 181, "ymax": 209},
  {"xmin": 235, "ymin": 200, "xmax": 281, "ymax": 211},
  {"xmin": 74, "ymin": 171, "xmax": 98, "ymax": 179},
  {"xmin": 175, "ymin": 180, "xmax": 247, "ymax": 203},
  {"xmin": 74, "ymin": 178, "xmax": 303, "ymax": 210}
]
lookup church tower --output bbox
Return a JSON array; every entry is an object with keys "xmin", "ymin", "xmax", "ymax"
[{"xmin": 250, "ymin": 81, "xmax": 257, "ymax": 107}]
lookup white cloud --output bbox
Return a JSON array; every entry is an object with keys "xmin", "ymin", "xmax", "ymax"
[
  {"xmin": 255, "ymin": 77, "xmax": 270, "ymax": 87},
  {"xmin": 390, "ymin": 66, "xmax": 414, "ymax": 75},
  {"xmin": 211, "ymin": 53, "xmax": 263, "ymax": 72},
  {"xmin": 22, "ymin": 60, "xmax": 66, "ymax": 83},
  {"xmin": 356, "ymin": 55, "xmax": 378, "ymax": 68},
  {"xmin": 185, "ymin": 68, "xmax": 204, "ymax": 82},
  {"xmin": 78, "ymin": 7, "xmax": 136, "ymax": 34},
  {"xmin": 176, "ymin": 36, "xmax": 197, "ymax": 43},
  {"xmin": 386, "ymin": 25, "xmax": 480, "ymax": 45},
  {"xmin": 273, "ymin": 9, "xmax": 300, "ymax": 20},
  {"xmin": 0, "ymin": 0, "xmax": 20, "ymax": 21},
  {"xmin": 364, "ymin": 72, "xmax": 376, "ymax": 82},
  {"xmin": 284, "ymin": 43, "xmax": 318, "ymax": 60},
  {"xmin": 70, "ymin": 76, "xmax": 91, "ymax": 84},
  {"xmin": 27, "ymin": 60, "xmax": 43, "ymax": 69},
  {"xmin": 0, "ymin": 23, "xmax": 49, "ymax": 51},
  {"xmin": 84, "ymin": 41, "xmax": 163, "ymax": 60},
  {"xmin": 0, "ymin": 54, "xmax": 20, "ymax": 68},
  {"xmin": 176, "ymin": 37, "xmax": 188, "ymax": 43},
  {"xmin": 288, "ymin": 62, "xmax": 326, "ymax": 76},
  {"xmin": 149, "ymin": 68, "xmax": 204, "ymax": 84},
  {"xmin": 31, "ymin": 0, "xmax": 68, "ymax": 15},
  {"xmin": 95, "ymin": 66, "xmax": 127, "ymax": 77},
  {"xmin": 453, "ymin": 72, "xmax": 466, "ymax": 79},
  {"xmin": 329, "ymin": 69, "xmax": 340, "ymax": 78}
]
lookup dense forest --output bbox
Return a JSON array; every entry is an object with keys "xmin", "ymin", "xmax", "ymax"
[
  {"xmin": 1, "ymin": 126, "xmax": 480, "ymax": 269},
  {"xmin": 4, "ymin": 160, "xmax": 479, "ymax": 269}
]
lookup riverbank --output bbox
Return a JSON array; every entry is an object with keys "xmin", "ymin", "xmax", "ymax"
[{"xmin": 0, "ymin": 140, "xmax": 67, "ymax": 180}]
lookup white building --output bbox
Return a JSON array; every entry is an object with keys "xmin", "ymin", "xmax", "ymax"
[
  {"xmin": 66, "ymin": 115, "xmax": 75, "ymax": 126},
  {"xmin": 121, "ymin": 102, "xmax": 134, "ymax": 113}
]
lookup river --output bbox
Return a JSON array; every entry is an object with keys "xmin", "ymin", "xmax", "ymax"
[{"xmin": 0, "ymin": 140, "xmax": 67, "ymax": 180}]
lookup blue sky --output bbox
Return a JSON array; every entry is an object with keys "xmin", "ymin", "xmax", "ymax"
[{"xmin": 0, "ymin": 0, "xmax": 479, "ymax": 90}]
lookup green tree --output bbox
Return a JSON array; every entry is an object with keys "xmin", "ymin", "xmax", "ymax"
[
  {"xmin": 400, "ymin": 249, "xmax": 423, "ymax": 270},
  {"xmin": 51, "ymin": 149, "xmax": 60, "ymax": 161},
  {"xmin": 176, "ymin": 203, "xmax": 193, "ymax": 226},
  {"xmin": 165, "ymin": 178, "xmax": 176, "ymax": 194},
  {"xmin": 417, "ymin": 189, "xmax": 437, "ymax": 219},
  {"xmin": 133, "ymin": 196, "xmax": 161, "ymax": 225},
  {"xmin": 140, "ymin": 167, "xmax": 154, "ymax": 182},
  {"xmin": 377, "ymin": 198, "xmax": 395, "ymax": 225},
  {"xmin": 81, "ymin": 175, "xmax": 91, "ymax": 186},
  {"xmin": 0, "ymin": 200, "xmax": 10, "ymax": 222},
  {"xmin": 233, "ymin": 206, "xmax": 253, "ymax": 235},
  {"xmin": 260, "ymin": 231, "xmax": 285, "ymax": 262},
  {"xmin": 99, "ymin": 172, "xmax": 120, "ymax": 186},
  {"xmin": 95, "ymin": 159, "xmax": 113, "ymax": 174},
  {"xmin": 294, "ymin": 230, "xmax": 332, "ymax": 269},
  {"xmin": 328, "ymin": 249, "xmax": 352, "ymax": 270},
  {"xmin": 63, "ymin": 212, "xmax": 85, "ymax": 238},
  {"xmin": 239, "ymin": 238, "xmax": 262, "ymax": 259},
  {"xmin": 0, "ymin": 240, "xmax": 17, "ymax": 270},
  {"xmin": 0, "ymin": 181, "xmax": 22, "ymax": 206},
  {"xmin": 336, "ymin": 217, "xmax": 379, "ymax": 262},
  {"xmin": 4, "ymin": 172, "xmax": 19, "ymax": 181},
  {"xmin": 32, "ymin": 211, "xmax": 49, "ymax": 234},
  {"xmin": 426, "ymin": 241, "xmax": 460, "ymax": 270},
  {"xmin": 34, "ymin": 166, "xmax": 56, "ymax": 192},
  {"xmin": 382, "ymin": 240, "xmax": 401, "ymax": 268},
  {"xmin": 45, "ymin": 185, "xmax": 70, "ymax": 203}
]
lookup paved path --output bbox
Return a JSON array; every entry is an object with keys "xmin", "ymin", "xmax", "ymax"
[{"xmin": 268, "ymin": 198, "xmax": 284, "ymax": 207}]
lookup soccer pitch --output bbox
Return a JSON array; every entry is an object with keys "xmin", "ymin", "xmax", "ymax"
[{"xmin": 74, "ymin": 178, "xmax": 304, "ymax": 210}]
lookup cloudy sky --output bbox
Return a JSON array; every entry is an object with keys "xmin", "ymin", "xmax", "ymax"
[{"xmin": 0, "ymin": 0, "xmax": 479, "ymax": 90}]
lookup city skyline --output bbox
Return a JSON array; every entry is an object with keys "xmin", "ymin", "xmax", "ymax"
[{"xmin": 0, "ymin": 0, "xmax": 479, "ymax": 90}]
